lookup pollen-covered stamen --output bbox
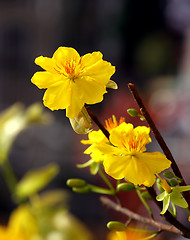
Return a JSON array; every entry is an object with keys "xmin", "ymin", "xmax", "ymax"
[
  {"xmin": 105, "ymin": 115, "xmax": 125, "ymax": 132},
  {"xmin": 54, "ymin": 56, "xmax": 84, "ymax": 80},
  {"xmin": 121, "ymin": 133, "xmax": 149, "ymax": 153}
]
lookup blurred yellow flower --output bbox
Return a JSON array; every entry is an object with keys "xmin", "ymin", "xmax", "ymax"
[
  {"xmin": 31, "ymin": 47, "xmax": 116, "ymax": 118},
  {"xmin": 81, "ymin": 116, "xmax": 125, "ymax": 162},
  {"xmin": 0, "ymin": 205, "xmax": 38, "ymax": 240},
  {"xmin": 107, "ymin": 229, "xmax": 148, "ymax": 240},
  {"xmin": 97, "ymin": 122, "xmax": 171, "ymax": 186}
]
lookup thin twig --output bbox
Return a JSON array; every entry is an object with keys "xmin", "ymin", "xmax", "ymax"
[
  {"xmin": 85, "ymin": 105, "xmax": 110, "ymax": 139},
  {"xmin": 101, "ymin": 196, "xmax": 182, "ymax": 236},
  {"xmin": 128, "ymin": 83, "xmax": 190, "ymax": 207}
]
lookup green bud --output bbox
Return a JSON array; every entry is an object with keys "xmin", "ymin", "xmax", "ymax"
[
  {"xmin": 66, "ymin": 179, "xmax": 87, "ymax": 188},
  {"xmin": 117, "ymin": 183, "xmax": 135, "ymax": 192},
  {"xmin": 127, "ymin": 108, "xmax": 139, "ymax": 117},
  {"xmin": 72, "ymin": 185, "xmax": 91, "ymax": 193},
  {"xmin": 107, "ymin": 221, "xmax": 127, "ymax": 231},
  {"xmin": 169, "ymin": 179, "xmax": 179, "ymax": 187},
  {"xmin": 141, "ymin": 191, "xmax": 153, "ymax": 200},
  {"xmin": 163, "ymin": 171, "xmax": 175, "ymax": 179}
]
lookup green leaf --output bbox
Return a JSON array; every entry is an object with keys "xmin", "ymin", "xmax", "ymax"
[
  {"xmin": 156, "ymin": 191, "xmax": 166, "ymax": 201},
  {"xmin": 90, "ymin": 161, "xmax": 99, "ymax": 175},
  {"xmin": 15, "ymin": 163, "xmax": 59, "ymax": 200},
  {"xmin": 160, "ymin": 194, "xmax": 170, "ymax": 214},
  {"xmin": 107, "ymin": 221, "xmax": 127, "ymax": 231},
  {"xmin": 174, "ymin": 186, "xmax": 190, "ymax": 193},
  {"xmin": 170, "ymin": 190, "xmax": 188, "ymax": 208},
  {"xmin": 77, "ymin": 159, "xmax": 94, "ymax": 168}
]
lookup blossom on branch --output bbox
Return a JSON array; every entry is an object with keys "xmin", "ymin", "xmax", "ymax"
[
  {"xmin": 31, "ymin": 47, "xmax": 116, "ymax": 118},
  {"xmin": 84, "ymin": 122, "xmax": 171, "ymax": 187},
  {"xmin": 81, "ymin": 115, "xmax": 125, "ymax": 162}
]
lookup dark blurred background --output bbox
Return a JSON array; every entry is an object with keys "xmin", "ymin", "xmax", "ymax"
[{"xmin": 1, "ymin": 0, "xmax": 190, "ymax": 239}]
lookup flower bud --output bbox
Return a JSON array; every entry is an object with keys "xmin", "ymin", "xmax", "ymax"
[
  {"xmin": 72, "ymin": 185, "xmax": 91, "ymax": 193},
  {"xmin": 66, "ymin": 179, "xmax": 87, "ymax": 188},
  {"xmin": 107, "ymin": 221, "xmax": 127, "ymax": 231},
  {"xmin": 127, "ymin": 108, "xmax": 139, "ymax": 117},
  {"xmin": 163, "ymin": 171, "xmax": 175, "ymax": 179},
  {"xmin": 69, "ymin": 107, "xmax": 92, "ymax": 134},
  {"xmin": 117, "ymin": 183, "xmax": 135, "ymax": 192},
  {"xmin": 106, "ymin": 80, "xmax": 118, "ymax": 89},
  {"xmin": 169, "ymin": 179, "xmax": 178, "ymax": 187}
]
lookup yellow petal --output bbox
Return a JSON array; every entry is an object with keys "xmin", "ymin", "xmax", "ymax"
[
  {"xmin": 65, "ymin": 84, "xmax": 85, "ymax": 118},
  {"xmin": 103, "ymin": 154, "xmax": 156, "ymax": 186},
  {"xmin": 76, "ymin": 76, "xmax": 107, "ymax": 104},
  {"xmin": 81, "ymin": 52, "xmax": 115, "ymax": 85},
  {"xmin": 43, "ymin": 80, "xmax": 71, "ymax": 110},
  {"xmin": 53, "ymin": 46, "xmax": 80, "ymax": 63},
  {"xmin": 135, "ymin": 152, "xmax": 171, "ymax": 174},
  {"xmin": 31, "ymin": 71, "xmax": 64, "ymax": 89},
  {"xmin": 109, "ymin": 122, "xmax": 134, "ymax": 148},
  {"xmin": 35, "ymin": 56, "xmax": 57, "ymax": 73}
]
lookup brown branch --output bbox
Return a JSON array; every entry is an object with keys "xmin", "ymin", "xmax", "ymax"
[
  {"xmin": 85, "ymin": 105, "xmax": 110, "ymax": 139},
  {"xmin": 101, "ymin": 196, "xmax": 183, "ymax": 236},
  {"xmin": 147, "ymin": 187, "xmax": 190, "ymax": 238},
  {"xmin": 128, "ymin": 83, "xmax": 190, "ymax": 207}
]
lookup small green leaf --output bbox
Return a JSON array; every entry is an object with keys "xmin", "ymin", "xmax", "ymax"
[
  {"xmin": 174, "ymin": 186, "xmax": 190, "ymax": 193},
  {"xmin": 156, "ymin": 191, "xmax": 166, "ymax": 201},
  {"xmin": 77, "ymin": 159, "xmax": 94, "ymax": 168},
  {"xmin": 170, "ymin": 190, "xmax": 188, "ymax": 208},
  {"xmin": 107, "ymin": 221, "xmax": 127, "ymax": 231},
  {"xmin": 90, "ymin": 161, "xmax": 99, "ymax": 175},
  {"xmin": 160, "ymin": 194, "xmax": 170, "ymax": 214},
  {"xmin": 15, "ymin": 163, "xmax": 59, "ymax": 200}
]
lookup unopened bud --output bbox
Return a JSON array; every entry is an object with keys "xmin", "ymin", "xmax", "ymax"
[
  {"xmin": 127, "ymin": 108, "xmax": 139, "ymax": 117},
  {"xmin": 107, "ymin": 221, "xmax": 127, "ymax": 231},
  {"xmin": 117, "ymin": 183, "xmax": 135, "ymax": 192},
  {"xmin": 169, "ymin": 179, "xmax": 178, "ymax": 187},
  {"xmin": 72, "ymin": 185, "xmax": 91, "ymax": 193},
  {"xmin": 106, "ymin": 80, "xmax": 118, "ymax": 89},
  {"xmin": 163, "ymin": 171, "xmax": 175, "ymax": 179},
  {"xmin": 66, "ymin": 178, "xmax": 87, "ymax": 188},
  {"xmin": 69, "ymin": 107, "xmax": 92, "ymax": 134}
]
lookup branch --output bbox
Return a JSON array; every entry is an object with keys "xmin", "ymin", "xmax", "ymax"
[
  {"xmin": 101, "ymin": 196, "xmax": 182, "ymax": 236},
  {"xmin": 128, "ymin": 83, "xmax": 190, "ymax": 207},
  {"xmin": 85, "ymin": 105, "xmax": 110, "ymax": 139}
]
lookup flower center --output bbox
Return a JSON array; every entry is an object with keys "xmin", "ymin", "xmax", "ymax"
[
  {"xmin": 55, "ymin": 56, "xmax": 84, "ymax": 81},
  {"xmin": 121, "ymin": 133, "xmax": 149, "ymax": 154},
  {"xmin": 105, "ymin": 115, "xmax": 125, "ymax": 132}
]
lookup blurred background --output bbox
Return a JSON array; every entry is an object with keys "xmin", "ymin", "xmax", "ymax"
[{"xmin": 1, "ymin": 0, "xmax": 190, "ymax": 239}]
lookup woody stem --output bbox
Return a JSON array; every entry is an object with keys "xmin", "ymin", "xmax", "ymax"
[{"xmin": 128, "ymin": 83, "xmax": 190, "ymax": 207}]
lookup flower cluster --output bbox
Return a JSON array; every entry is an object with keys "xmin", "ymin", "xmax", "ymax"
[{"xmin": 82, "ymin": 120, "xmax": 171, "ymax": 187}]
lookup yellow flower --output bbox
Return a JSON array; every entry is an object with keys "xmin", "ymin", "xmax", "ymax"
[
  {"xmin": 0, "ymin": 205, "xmax": 38, "ymax": 240},
  {"xmin": 107, "ymin": 229, "xmax": 148, "ymax": 240},
  {"xmin": 31, "ymin": 47, "xmax": 116, "ymax": 118},
  {"xmin": 81, "ymin": 116, "xmax": 125, "ymax": 162},
  {"xmin": 99, "ymin": 122, "xmax": 171, "ymax": 186}
]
